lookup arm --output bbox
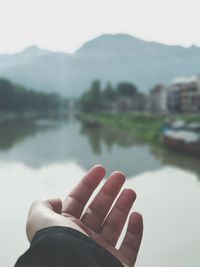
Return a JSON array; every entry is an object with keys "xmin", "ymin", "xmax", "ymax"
[{"xmin": 15, "ymin": 227, "xmax": 123, "ymax": 267}]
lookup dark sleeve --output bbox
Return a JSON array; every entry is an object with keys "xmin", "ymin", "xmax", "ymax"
[{"xmin": 14, "ymin": 226, "xmax": 123, "ymax": 267}]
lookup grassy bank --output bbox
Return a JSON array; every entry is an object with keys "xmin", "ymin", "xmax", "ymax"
[
  {"xmin": 79, "ymin": 112, "xmax": 200, "ymax": 146},
  {"xmin": 79, "ymin": 113, "xmax": 163, "ymax": 144}
]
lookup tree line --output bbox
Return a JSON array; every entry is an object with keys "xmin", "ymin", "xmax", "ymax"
[
  {"xmin": 0, "ymin": 78, "xmax": 66, "ymax": 112},
  {"xmin": 78, "ymin": 80, "xmax": 145, "ymax": 112}
]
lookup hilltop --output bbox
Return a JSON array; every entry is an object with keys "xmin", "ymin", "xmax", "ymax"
[{"xmin": 0, "ymin": 34, "xmax": 200, "ymax": 96}]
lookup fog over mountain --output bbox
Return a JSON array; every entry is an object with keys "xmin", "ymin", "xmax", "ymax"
[{"xmin": 0, "ymin": 34, "xmax": 200, "ymax": 96}]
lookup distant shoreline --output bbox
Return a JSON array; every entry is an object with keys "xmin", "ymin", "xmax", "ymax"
[
  {"xmin": 0, "ymin": 111, "xmax": 68, "ymax": 123},
  {"xmin": 78, "ymin": 112, "xmax": 200, "ymax": 151}
]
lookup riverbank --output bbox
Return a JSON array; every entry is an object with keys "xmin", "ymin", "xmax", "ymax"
[
  {"xmin": 78, "ymin": 113, "xmax": 162, "ymax": 145},
  {"xmin": 0, "ymin": 111, "xmax": 69, "ymax": 123},
  {"xmin": 78, "ymin": 112, "xmax": 200, "ymax": 146}
]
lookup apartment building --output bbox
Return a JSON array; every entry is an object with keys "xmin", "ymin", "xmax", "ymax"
[{"xmin": 168, "ymin": 76, "xmax": 200, "ymax": 113}]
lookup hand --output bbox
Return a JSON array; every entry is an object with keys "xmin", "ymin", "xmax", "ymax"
[{"xmin": 26, "ymin": 165, "xmax": 143, "ymax": 267}]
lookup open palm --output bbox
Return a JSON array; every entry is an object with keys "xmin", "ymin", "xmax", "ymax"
[{"xmin": 27, "ymin": 165, "xmax": 143, "ymax": 267}]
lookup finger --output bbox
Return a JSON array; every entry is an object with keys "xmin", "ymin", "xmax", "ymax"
[
  {"xmin": 81, "ymin": 171, "xmax": 125, "ymax": 232},
  {"xmin": 62, "ymin": 165, "xmax": 106, "ymax": 218},
  {"xmin": 119, "ymin": 212, "xmax": 143, "ymax": 266},
  {"xmin": 100, "ymin": 189, "xmax": 136, "ymax": 246}
]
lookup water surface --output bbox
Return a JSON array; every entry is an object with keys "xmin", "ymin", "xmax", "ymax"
[{"xmin": 0, "ymin": 118, "xmax": 199, "ymax": 267}]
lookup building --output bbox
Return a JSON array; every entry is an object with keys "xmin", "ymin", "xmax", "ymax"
[
  {"xmin": 167, "ymin": 84, "xmax": 182, "ymax": 113},
  {"xmin": 181, "ymin": 83, "xmax": 200, "ymax": 113},
  {"xmin": 167, "ymin": 76, "xmax": 200, "ymax": 113},
  {"xmin": 115, "ymin": 93, "xmax": 146, "ymax": 112},
  {"xmin": 149, "ymin": 84, "xmax": 168, "ymax": 113}
]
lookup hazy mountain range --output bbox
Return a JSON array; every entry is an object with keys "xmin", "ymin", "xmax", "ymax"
[{"xmin": 0, "ymin": 34, "xmax": 200, "ymax": 96}]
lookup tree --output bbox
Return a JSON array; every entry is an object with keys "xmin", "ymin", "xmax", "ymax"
[
  {"xmin": 117, "ymin": 82, "xmax": 138, "ymax": 98},
  {"xmin": 0, "ymin": 78, "xmax": 63, "ymax": 113},
  {"xmin": 103, "ymin": 82, "xmax": 116, "ymax": 102},
  {"xmin": 79, "ymin": 80, "xmax": 103, "ymax": 112},
  {"xmin": 90, "ymin": 80, "xmax": 102, "ymax": 110}
]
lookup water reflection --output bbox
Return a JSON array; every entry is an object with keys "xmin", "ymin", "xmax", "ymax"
[
  {"xmin": 80, "ymin": 124, "xmax": 140, "ymax": 154},
  {"xmin": 0, "ymin": 118, "xmax": 63, "ymax": 150},
  {"xmin": 0, "ymin": 118, "xmax": 161, "ymax": 176},
  {"xmin": 81, "ymin": 122, "xmax": 200, "ymax": 179},
  {"xmin": 0, "ymin": 117, "xmax": 199, "ymax": 179},
  {"xmin": 150, "ymin": 146, "xmax": 200, "ymax": 180}
]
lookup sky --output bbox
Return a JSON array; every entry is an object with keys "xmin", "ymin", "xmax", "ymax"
[{"xmin": 0, "ymin": 0, "xmax": 199, "ymax": 54}]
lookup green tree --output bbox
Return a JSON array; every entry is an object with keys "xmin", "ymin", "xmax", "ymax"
[
  {"xmin": 90, "ymin": 80, "xmax": 102, "ymax": 110},
  {"xmin": 103, "ymin": 82, "xmax": 116, "ymax": 102},
  {"xmin": 80, "ymin": 80, "xmax": 103, "ymax": 112},
  {"xmin": 0, "ymin": 78, "xmax": 64, "ymax": 113},
  {"xmin": 117, "ymin": 82, "xmax": 138, "ymax": 98}
]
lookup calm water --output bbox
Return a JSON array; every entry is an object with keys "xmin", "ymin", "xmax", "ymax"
[{"xmin": 0, "ymin": 117, "xmax": 200, "ymax": 267}]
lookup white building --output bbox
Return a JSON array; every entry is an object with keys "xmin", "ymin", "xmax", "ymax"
[{"xmin": 149, "ymin": 84, "xmax": 168, "ymax": 113}]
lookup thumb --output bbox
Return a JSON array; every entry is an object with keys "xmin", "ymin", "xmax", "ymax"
[
  {"xmin": 30, "ymin": 198, "xmax": 62, "ymax": 214},
  {"xmin": 26, "ymin": 198, "xmax": 62, "ymax": 242},
  {"xmin": 48, "ymin": 198, "xmax": 62, "ymax": 214}
]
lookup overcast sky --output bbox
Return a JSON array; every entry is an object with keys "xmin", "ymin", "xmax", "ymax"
[{"xmin": 0, "ymin": 0, "xmax": 199, "ymax": 54}]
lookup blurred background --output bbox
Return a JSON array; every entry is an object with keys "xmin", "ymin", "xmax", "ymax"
[{"xmin": 0, "ymin": 0, "xmax": 199, "ymax": 266}]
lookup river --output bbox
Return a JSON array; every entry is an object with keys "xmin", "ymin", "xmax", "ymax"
[{"xmin": 0, "ymin": 117, "xmax": 199, "ymax": 267}]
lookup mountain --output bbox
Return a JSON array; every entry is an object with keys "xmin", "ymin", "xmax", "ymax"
[
  {"xmin": 0, "ymin": 46, "xmax": 49, "ymax": 71},
  {"xmin": 0, "ymin": 34, "xmax": 200, "ymax": 96}
]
